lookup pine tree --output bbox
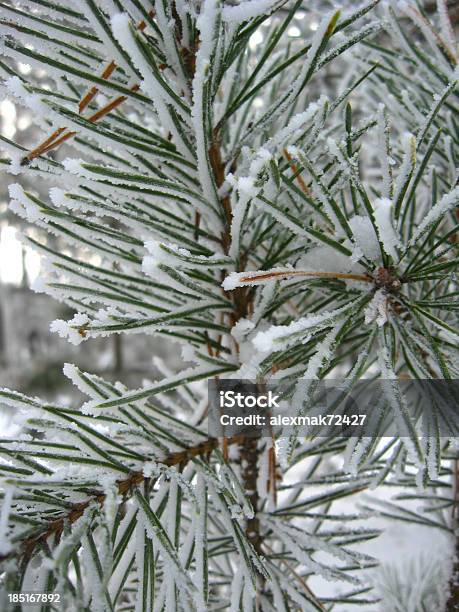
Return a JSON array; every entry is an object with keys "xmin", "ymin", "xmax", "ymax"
[{"xmin": 0, "ymin": 1, "xmax": 458, "ymax": 610}]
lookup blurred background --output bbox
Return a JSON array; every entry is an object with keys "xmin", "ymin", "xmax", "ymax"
[{"xmin": 0, "ymin": 56, "xmax": 183, "ymax": 402}]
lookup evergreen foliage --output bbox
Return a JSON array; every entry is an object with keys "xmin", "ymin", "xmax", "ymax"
[{"xmin": 0, "ymin": 1, "xmax": 457, "ymax": 609}]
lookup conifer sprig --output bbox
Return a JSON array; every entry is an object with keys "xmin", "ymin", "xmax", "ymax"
[{"xmin": 0, "ymin": 1, "xmax": 457, "ymax": 609}]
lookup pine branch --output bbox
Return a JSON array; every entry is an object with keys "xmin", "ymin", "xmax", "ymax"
[
  {"xmin": 0, "ymin": 436, "xmax": 242, "ymax": 565},
  {"xmin": 0, "ymin": 0, "xmax": 457, "ymax": 608}
]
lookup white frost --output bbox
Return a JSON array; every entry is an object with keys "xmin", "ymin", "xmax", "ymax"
[
  {"xmin": 231, "ymin": 318, "xmax": 255, "ymax": 342},
  {"xmin": 252, "ymin": 300, "xmax": 357, "ymax": 352},
  {"xmin": 410, "ymin": 185, "xmax": 459, "ymax": 245},
  {"xmin": 349, "ymin": 215, "xmax": 381, "ymax": 262},
  {"xmin": 50, "ymin": 313, "xmax": 90, "ymax": 345},
  {"xmin": 8, "ymin": 183, "xmax": 44, "ymax": 222},
  {"xmin": 49, "ymin": 187, "xmax": 69, "ymax": 207},
  {"xmin": 364, "ymin": 289, "xmax": 388, "ymax": 326},
  {"xmin": 373, "ymin": 198, "xmax": 400, "ymax": 260},
  {"xmin": 0, "ymin": 486, "xmax": 14, "ymax": 555},
  {"xmin": 222, "ymin": 0, "xmax": 280, "ymax": 23}
]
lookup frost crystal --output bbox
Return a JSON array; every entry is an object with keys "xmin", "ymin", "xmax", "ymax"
[
  {"xmin": 373, "ymin": 198, "xmax": 400, "ymax": 259},
  {"xmin": 364, "ymin": 289, "xmax": 388, "ymax": 326},
  {"xmin": 349, "ymin": 215, "xmax": 380, "ymax": 262},
  {"xmin": 50, "ymin": 313, "xmax": 90, "ymax": 346}
]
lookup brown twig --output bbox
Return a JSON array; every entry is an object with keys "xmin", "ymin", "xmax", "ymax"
[
  {"xmin": 283, "ymin": 148, "xmax": 312, "ymax": 196},
  {"xmin": 20, "ymin": 127, "xmax": 67, "ymax": 165},
  {"xmin": 267, "ymin": 443, "xmax": 278, "ymax": 507},
  {"xmin": 240, "ymin": 436, "xmax": 263, "ymax": 555},
  {"xmin": 22, "ymin": 83, "xmax": 142, "ymax": 163},
  {"xmin": 38, "ymin": 130, "xmax": 78, "ymax": 156},
  {"xmin": 237, "ymin": 269, "xmax": 373, "ymax": 285},
  {"xmin": 21, "ymin": 11, "xmax": 152, "ymax": 166},
  {"xmin": 79, "ymin": 60, "xmax": 118, "ymax": 113},
  {"xmin": 204, "ymin": 331, "xmax": 214, "ymax": 357},
  {"xmin": 194, "ymin": 210, "xmax": 201, "ymax": 241}
]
